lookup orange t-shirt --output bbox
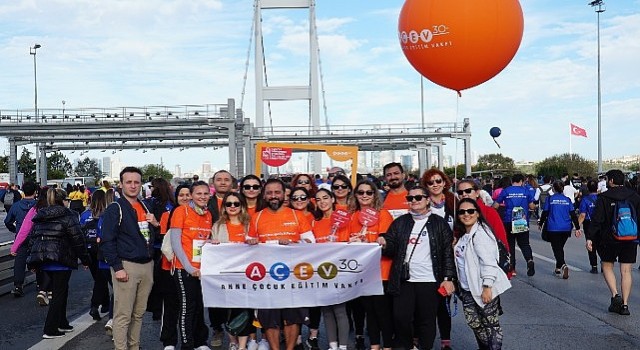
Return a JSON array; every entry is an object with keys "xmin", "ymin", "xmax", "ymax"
[
  {"xmin": 349, "ymin": 209, "xmax": 394, "ymax": 280},
  {"xmin": 247, "ymin": 206, "xmax": 257, "ymax": 218},
  {"xmin": 312, "ymin": 216, "xmax": 349, "ymax": 243},
  {"xmin": 382, "ymin": 189, "xmax": 410, "ymax": 219},
  {"xmin": 131, "ymin": 201, "xmax": 150, "ymax": 243},
  {"xmin": 297, "ymin": 211, "xmax": 314, "ymax": 226},
  {"xmin": 248, "ymin": 207, "xmax": 312, "ymax": 243},
  {"xmin": 170, "ymin": 205, "xmax": 213, "ymax": 270},
  {"xmin": 336, "ymin": 203, "xmax": 349, "ymax": 212},
  {"xmin": 226, "ymin": 222, "xmax": 247, "ymax": 243}
]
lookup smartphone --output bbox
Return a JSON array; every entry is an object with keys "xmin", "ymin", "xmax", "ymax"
[{"xmin": 437, "ymin": 286, "xmax": 448, "ymax": 296}]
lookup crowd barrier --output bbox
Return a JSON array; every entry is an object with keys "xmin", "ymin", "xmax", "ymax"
[{"xmin": 0, "ymin": 241, "xmax": 35, "ymax": 295}]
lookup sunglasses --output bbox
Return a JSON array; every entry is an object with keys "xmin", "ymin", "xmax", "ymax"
[
  {"xmin": 457, "ymin": 208, "xmax": 477, "ymax": 215},
  {"xmin": 225, "ymin": 201, "xmax": 241, "ymax": 208},
  {"xmin": 243, "ymin": 184, "xmax": 261, "ymax": 191},
  {"xmin": 356, "ymin": 190, "xmax": 374, "ymax": 196},
  {"xmin": 405, "ymin": 195, "xmax": 426, "ymax": 202},
  {"xmin": 426, "ymin": 178, "xmax": 444, "ymax": 186},
  {"xmin": 291, "ymin": 195, "xmax": 308, "ymax": 202},
  {"xmin": 297, "ymin": 180, "xmax": 310, "ymax": 185},
  {"xmin": 332, "ymin": 184, "xmax": 349, "ymax": 190},
  {"xmin": 456, "ymin": 188, "xmax": 474, "ymax": 196}
]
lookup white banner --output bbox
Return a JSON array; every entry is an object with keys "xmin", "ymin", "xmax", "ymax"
[{"xmin": 200, "ymin": 242, "xmax": 383, "ymax": 308}]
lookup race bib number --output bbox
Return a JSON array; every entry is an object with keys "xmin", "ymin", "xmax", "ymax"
[
  {"xmin": 511, "ymin": 206, "xmax": 528, "ymax": 233},
  {"xmin": 192, "ymin": 239, "xmax": 206, "ymax": 263},
  {"xmin": 138, "ymin": 221, "xmax": 150, "ymax": 243}
]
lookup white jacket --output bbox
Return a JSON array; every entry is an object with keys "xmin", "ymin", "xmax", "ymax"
[{"xmin": 457, "ymin": 222, "xmax": 511, "ymax": 307}]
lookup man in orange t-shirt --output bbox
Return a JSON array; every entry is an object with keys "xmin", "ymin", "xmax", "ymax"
[
  {"xmin": 246, "ymin": 179, "xmax": 315, "ymax": 350},
  {"xmin": 382, "ymin": 162, "xmax": 410, "ymax": 220}
]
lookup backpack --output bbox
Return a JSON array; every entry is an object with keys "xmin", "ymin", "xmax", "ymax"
[
  {"xmin": 539, "ymin": 185, "xmax": 552, "ymax": 210},
  {"xmin": 496, "ymin": 239, "xmax": 511, "ymax": 275},
  {"xmin": 3, "ymin": 191, "xmax": 14, "ymax": 206},
  {"xmin": 82, "ymin": 216, "xmax": 99, "ymax": 247},
  {"xmin": 611, "ymin": 199, "xmax": 638, "ymax": 241}
]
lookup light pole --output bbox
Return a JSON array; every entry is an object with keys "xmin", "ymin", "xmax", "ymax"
[
  {"xmin": 589, "ymin": 1, "xmax": 605, "ymax": 173},
  {"xmin": 30, "ymin": 44, "xmax": 42, "ymax": 183}
]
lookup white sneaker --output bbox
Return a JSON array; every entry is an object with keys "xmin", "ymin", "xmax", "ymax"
[
  {"xmin": 247, "ymin": 339, "xmax": 259, "ymax": 350},
  {"xmin": 196, "ymin": 346, "xmax": 213, "ymax": 350},
  {"xmin": 164, "ymin": 347, "xmax": 176, "ymax": 350},
  {"xmin": 36, "ymin": 291, "xmax": 49, "ymax": 306},
  {"xmin": 105, "ymin": 319, "xmax": 113, "ymax": 336},
  {"xmin": 230, "ymin": 344, "xmax": 239, "ymax": 350},
  {"xmin": 211, "ymin": 331, "xmax": 223, "ymax": 347},
  {"xmin": 257, "ymin": 339, "xmax": 270, "ymax": 350}
]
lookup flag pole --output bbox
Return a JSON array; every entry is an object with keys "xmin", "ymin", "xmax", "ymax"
[{"xmin": 569, "ymin": 124, "xmax": 573, "ymax": 158}]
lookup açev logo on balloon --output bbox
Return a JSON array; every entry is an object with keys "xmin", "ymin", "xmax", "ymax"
[{"xmin": 399, "ymin": 24, "xmax": 451, "ymax": 50}]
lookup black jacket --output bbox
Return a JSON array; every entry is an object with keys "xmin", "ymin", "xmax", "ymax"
[
  {"xmin": 381, "ymin": 213, "xmax": 457, "ymax": 296},
  {"xmin": 587, "ymin": 186, "xmax": 640, "ymax": 244},
  {"xmin": 26, "ymin": 205, "xmax": 90, "ymax": 269},
  {"xmin": 100, "ymin": 197, "xmax": 153, "ymax": 272}
]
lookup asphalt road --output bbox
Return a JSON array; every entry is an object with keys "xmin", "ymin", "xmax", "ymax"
[{"xmin": 2, "ymin": 214, "xmax": 640, "ymax": 349}]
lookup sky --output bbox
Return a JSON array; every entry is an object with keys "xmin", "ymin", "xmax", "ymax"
[{"xmin": 1, "ymin": 0, "xmax": 639, "ymax": 176}]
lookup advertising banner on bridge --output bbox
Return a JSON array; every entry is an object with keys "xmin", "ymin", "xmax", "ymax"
[{"xmin": 200, "ymin": 243, "xmax": 383, "ymax": 308}]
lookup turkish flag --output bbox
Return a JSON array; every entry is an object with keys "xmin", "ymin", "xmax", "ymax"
[{"xmin": 570, "ymin": 123, "xmax": 587, "ymax": 138}]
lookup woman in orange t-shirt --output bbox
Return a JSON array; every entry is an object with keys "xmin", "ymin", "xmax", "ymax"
[
  {"xmin": 210, "ymin": 192, "xmax": 256, "ymax": 349},
  {"xmin": 290, "ymin": 187, "xmax": 315, "ymax": 226},
  {"xmin": 158, "ymin": 183, "xmax": 191, "ymax": 349},
  {"xmin": 348, "ymin": 180, "xmax": 394, "ymax": 350},
  {"xmin": 292, "ymin": 173, "xmax": 318, "ymax": 206},
  {"xmin": 312, "ymin": 188, "xmax": 351, "ymax": 350},
  {"xmin": 330, "ymin": 174, "xmax": 352, "ymax": 212},
  {"xmin": 239, "ymin": 175, "xmax": 264, "ymax": 218},
  {"xmin": 169, "ymin": 181, "xmax": 212, "ymax": 350}
]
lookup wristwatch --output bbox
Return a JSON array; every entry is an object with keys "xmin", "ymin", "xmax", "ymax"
[
  {"xmin": 482, "ymin": 284, "xmax": 491, "ymax": 289},
  {"xmin": 443, "ymin": 277, "xmax": 455, "ymax": 282}
]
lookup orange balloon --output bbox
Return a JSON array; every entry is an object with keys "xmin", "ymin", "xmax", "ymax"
[{"xmin": 398, "ymin": 0, "xmax": 524, "ymax": 93}]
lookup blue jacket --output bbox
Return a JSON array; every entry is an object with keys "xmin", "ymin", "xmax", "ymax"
[
  {"xmin": 100, "ymin": 197, "xmax": 153, "ymax": 272},
  {"xmin": 4, "ymin": 198, "xmax": 37, "ymax": 233},
  {"xmin": 495, "ymin": 185, "xmax": 534, "ymax": 222},
  {"xmin": 541, "ymin": 193, "xmax": 578, "ymax": 232}
]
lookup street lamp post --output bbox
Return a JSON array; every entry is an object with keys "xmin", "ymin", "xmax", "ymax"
[
  {"xmin": 589, "ymin": 1, "xmax": 605, "ymax": 173},
  {"xmin": 30, "ymin": 44, "xmax": 42, "ymax": 183}
]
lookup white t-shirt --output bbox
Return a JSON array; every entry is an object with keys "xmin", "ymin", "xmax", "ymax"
[
  {"xmin": 405, "ymin": 217, "xmax": 436, "ymax": 282},
  {"xmin": 430, "ymin": 206, "xmax": 454, "ymax": 230},
  {"xmin": 598, "ymin": 180, "xmax": 608, "ymax": 193},
  {"xmin": 563, "ymin": 185, "xmax": 578, "ymax": 204},
  {"xmin": 454, "ymin": 232, "xmax": 472, "ymax": 291}
]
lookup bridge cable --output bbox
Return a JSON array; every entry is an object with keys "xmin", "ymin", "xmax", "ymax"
[{"xmin": 239, "ymin": 1, "xmax": 257, "ymax": 112}]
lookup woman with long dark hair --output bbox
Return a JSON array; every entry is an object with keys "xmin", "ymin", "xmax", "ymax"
[
  {"xmin": 331, "ymin": 175, "xmax": 352, "ymax": 211},
  {"xmin": 348, "ymin": 180, "xmax": 394, "ymax": 350},
  {"xmin": 79, "ymin": 189, "xmax": 110, "ymax": 320},
  {"xmin": 144, "ymin": 178, "xmax": 174, "ymax": 320},
  {"xmin": 239, "ymin": 175, "xmax": 264, "ymax": 216},
  {"xmin": 538, "ymin": 180, "xmax": 582, "ymax": 279},
  {"xmin": 27, "ymin": 188, "xmax": 90, "ymax": 339},
  {"xmin": 454, "ymin": 198, "xmax": 511, "ymax": 349}
]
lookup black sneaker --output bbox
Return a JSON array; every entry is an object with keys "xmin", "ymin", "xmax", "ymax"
[
  {"xmin": 619, "ymin": 305, "xmax": 631, "ymax": 316},
  {"xmin": 355, "ymin": 336, "xmax": 365, "ymax": 350},
  {"xmin": 527, "ymin": 260, "xmax": 535, "ymax": 276},
  {"xmin": 12, "ymin": 285, "xmax": 24, "ymax": 298},
  {"xmin": 43, "ymin": 331, "xmax": 66, "ymax": 339},
  {"xmin": 294, "ymin": 344, "xmax": 304, "ymax": 350},
  {"xmin": 58, "ymin": 325, "xmax": 74, "ymax": 333},
  {"xmin": 609, "ymin": 294, "xmax": 623, "ymax": 313},
  {"xmin": 90, "ymin": 307, "xmax": 101, "ymax": 321},
  {"xmin": 100, "ymin": 304, "xmax": 109, "ymax": 314},
  {"xmin": 305, "ymin": 338, "xmax": 319, "ymax": 350},
  {"xmin": 590, "ymin": 266, "xmax": 598, "ymax": 274}
]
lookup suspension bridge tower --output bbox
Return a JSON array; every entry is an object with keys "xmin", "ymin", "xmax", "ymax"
[{"xmin": 254, "ymin": 0, "xmax": 322, "ymax": 174}]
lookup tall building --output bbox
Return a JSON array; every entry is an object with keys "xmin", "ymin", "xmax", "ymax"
[
  {"xmin": 102, "ymin": 157, "xmax": 112, "ymax": 177},
  {"xmin": 175, "ymin": 164, "xmax": 182, "ymax": 178},
  {"xmin": 401, "ymin": 154, "xmax": 413, "ymax": 173}
]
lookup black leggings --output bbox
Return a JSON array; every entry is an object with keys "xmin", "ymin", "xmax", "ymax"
[
  {"xmin": 583, "ymin": 220, "xmax": 599, "ymax": 267},
  {"xmin": 347, "ymin": 298, "xmax": 366, "ymax": 336},
  {"xmin": 548, "ymin": 232, "xmax": 571, "ymax": 268},
  {"xmin": 362, "ymin": 293, "xmax": 394, "ymax": 347},
  {"xmin": 504, "ymin": 223, "xmax": 533, "ymax": 268}
]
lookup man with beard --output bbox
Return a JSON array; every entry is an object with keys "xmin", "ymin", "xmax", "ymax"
[
  {"xmin": 382, "ymin": 162, "xmax": 410, "ymax": 219},
  {"xmin": 246, "ymin": 178, "xmax": 315, "ymax": 350}
]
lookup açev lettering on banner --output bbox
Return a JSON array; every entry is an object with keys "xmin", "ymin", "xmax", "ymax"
[{"xmin": 200, "ymin": 243, "xmax": 383, "ymax": 309}]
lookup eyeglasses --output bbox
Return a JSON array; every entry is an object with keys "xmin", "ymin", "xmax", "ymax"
[
  {"xmin": 426, "ymin": 178, "xmax": 444, "ymax": 186},
  {"xmin": 243, "ymin": 184, "xmax": 261, "ymax": 191},
  {"xmin": 356, "ymin": 190, "xmax": 374, "ymax": 196},
  {"xmin": 332, "ymin": 184, "xmax": 349, "ymax": 190},
  {"xmin": 291, "ymin": 195, "xmax": 308, "ymax": 202},
  {"xmin": 225, "ymin": 201, "xmax": 241, "ymax": 208},
  {"xmin": 457, "ymin": 208, "xmax": 477, "ymax": 215},
  {"xmin": 456, "ymin": 188, "xmax": 475, "ymax": 196},
  {"xmin": 297, "ymin": 180, "xmax": 310, "ymax": 185},
  {"xmin": 405, "ymin": 195, "xmax": 426, "ymax": 202}
]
